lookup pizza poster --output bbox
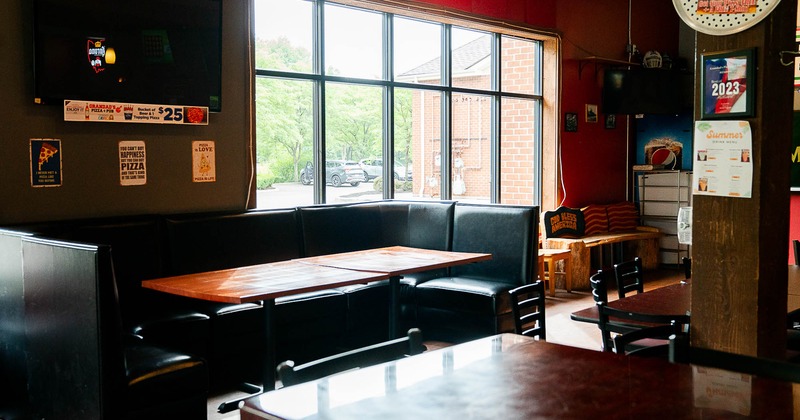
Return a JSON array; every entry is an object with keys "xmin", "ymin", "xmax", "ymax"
[
  {"xmin": 30, "ymin": 139, "xmax": 62, "ymax": 187},
  {"xmin": 192, "ymin": 141, "xmax": 216, "ymax": 183},
  {"xmin": 693, "ymin": 120, "xmax": 753, "ymax": 198},
  {"xmin": 119, "ymin": 141, "xmax": 147, "ymax": 186}
]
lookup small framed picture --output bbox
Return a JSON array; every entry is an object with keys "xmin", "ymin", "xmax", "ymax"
[
  {"xmin": 605, "ymin": 114, "xmax": 616, "ymax": 129},
  {"xmin": 701, "ymin": 48, "xmax": 755, "ymax": 119},
  {"xmin": 565, "ymin": 112, "xmax": 578, "ymax": 132},
  {"xmin": 586, "ymin": 104, "xmax": 598, "ymax": 123}
]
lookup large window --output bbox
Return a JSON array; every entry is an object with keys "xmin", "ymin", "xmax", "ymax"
[{"xmin": 254, "ymin": 0, "xmax": 549, "ymax": 208}]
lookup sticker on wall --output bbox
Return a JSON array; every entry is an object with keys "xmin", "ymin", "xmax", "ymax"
[
  {"xmin": 30, "ymin": 138, "xmax": 62, "ymax": 187},
  {"xmin": 119, "ymin": 141, "xmax": 147, "ymax": 186},
  {"xmin": 192, "ymin": 140, "xmax": 216, "ymax": 183}
]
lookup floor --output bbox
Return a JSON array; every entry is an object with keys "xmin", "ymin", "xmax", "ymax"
[{"xmin": 206, "ymin": 267, "xmax": 685, "ymax": 420}]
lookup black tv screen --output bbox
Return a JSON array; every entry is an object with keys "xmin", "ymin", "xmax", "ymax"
[
  {"xmin": 33, "ymin": 0, "xmax": 222, "ymax": 112},
  {"xmin": 602, "ymin": 68, "xmax": 688, "ymax": 115}
]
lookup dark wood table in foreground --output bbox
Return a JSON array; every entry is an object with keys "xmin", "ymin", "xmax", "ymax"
[
  {"xmin": 142, "ymin": 246, "xmax": 491, "ymax": 408},
  {"xmin": 240, "ymin": 333, "xmax": 796, "ymax": 419}
]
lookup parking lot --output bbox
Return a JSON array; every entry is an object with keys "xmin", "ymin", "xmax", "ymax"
[{"xmin": 256, "ymin": 181, "xmax": 413, "ymax": 209}]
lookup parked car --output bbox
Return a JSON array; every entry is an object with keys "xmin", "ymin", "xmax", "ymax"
[
  {"xmin": 299, "ymin": 160, "xmax": 366, "ymax": 187},
  {"xmin": 359, "ymin": 158, "xmax": 413, "ymax": 181}
]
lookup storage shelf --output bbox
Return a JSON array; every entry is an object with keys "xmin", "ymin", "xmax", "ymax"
[{"xmin": 634, "ymin": 169, "xmax": 692, "ymax": 265}]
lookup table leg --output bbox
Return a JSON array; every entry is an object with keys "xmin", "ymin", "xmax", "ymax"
[
  {"xmin": 217, "ymin": 299, "xmax": 276, "ymax": 413},
  {"xmin": 389, "ymin": 275, "xmax": 401, "ymax": 339},
  {"xmin": 548, "ymin": 258, "xmax": 556, "ymax": 297}
]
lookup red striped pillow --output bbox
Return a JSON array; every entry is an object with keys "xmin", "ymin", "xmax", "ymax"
[
  {"xmin": 581, "ymin": 204, "xmax": 608, "ymax": 236},
  {"xmin": 606, "ymin": 201, "xmax": 639, "ymax": 232}
]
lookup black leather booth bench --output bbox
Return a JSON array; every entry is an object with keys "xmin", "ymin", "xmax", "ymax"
[{"xmin": 0, "ymin": 200, "xmax": 538, "ymax": 415}]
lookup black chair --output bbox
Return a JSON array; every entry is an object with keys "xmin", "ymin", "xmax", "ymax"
[
  {"xmin": 669, "ymin": 335, "xmax": 800, "ymax": 383},
  {"xmin": 590, "ymin": 269, "xmax": 690, "ymax": 352},
  {"xmin": 794, "ymin": 239, "xmax": 800, "ymax": 266},
  {"xmin": 613, "ymin": 257, "xmax": 645, "ymax": 298},
  {"xmin": 277, "ymin": 328, "xmax": 425, "ymax": 387},
  {"xmin": 612, "ymin": 323, "xmax": 686, "ymax": 357},
  {"xmin": 681, "ymin": 256, "xmax": 692, "ymax": 279},
  {"xmin": 508, "ymin": 281, "xmax": 546, "ymax": 340}
]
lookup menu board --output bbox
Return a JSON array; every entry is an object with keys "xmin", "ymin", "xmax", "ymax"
[{"xmin": 693, "ymin": 120, "xmax": 753, "ymax": 198}]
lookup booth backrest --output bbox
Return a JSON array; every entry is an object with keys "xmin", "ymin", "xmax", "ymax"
[
  {"xmin": 22, "ymin": 236, "xmax": 125, "ymax": 419},
  {"xmin": 164, "ymin": 208, "xmax": 303, "ymax": 275},
  {"xmin": 449, "ymin": 203, "xmax": 537, "ymax": 286},
  {"xmin": 0, "ymin": 229, "xmax": 33, "ymax": 418},
  {"xmin": 368, "ymin": 200, "xmax": 456, "ymax": 250},
  {"xmin": 298, "ymin": 203, "xmax": 383, "ymax": 256},
  {"xmin": 53, "ymin": 218, "xmax": 165, "ymax": 329}
]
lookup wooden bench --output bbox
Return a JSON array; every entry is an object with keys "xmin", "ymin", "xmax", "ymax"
[{"xmin": 541, "ymin": 205, "xmax": 662, "ymax": 290}]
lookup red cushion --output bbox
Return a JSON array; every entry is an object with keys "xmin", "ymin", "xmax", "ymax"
[
  {"xmin": 581, "ymin": 205, "xmax": 608, "ymax": 236},
  {"xmin": 606, "ymin": 201, "xmax": 639, "ymax": 232}
]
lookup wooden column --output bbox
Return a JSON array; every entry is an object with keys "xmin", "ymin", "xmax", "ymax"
[{"xmin": 691, "ymin": 1, "xmax": 796, "ymax": 358}]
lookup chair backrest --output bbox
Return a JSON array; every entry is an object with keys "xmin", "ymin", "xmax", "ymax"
[
  {"xmin": 669, "ymin": 335, "xmax": 800, "ymax": 383},
  {"xmin": 612, "ymin": 323, "xmax": 686, "ymax": 357},
  {"xmin": 277, "ymin": 328, "xmax": 425, "ymax": 387},
  {"xmin": 598, "ymin": 304, "xmax": 690, "ymax": 353},
  {"xmin": 794, "ymin": 240, "xmax": 800, "ymax": 266},
  {"xmin": 508, "ymin": 281, "xmax": 546, "ymax": 340},
  {"xmin": 613, "ymin": 257, "xmax": 645, "ymax": 298},
  {"xmin": 681, "ymin": 256, "xmax": 692, "ymax": 279},
  {"xmin": 589, "ymin": 269, "xmax": 609, "ymax": 306}
]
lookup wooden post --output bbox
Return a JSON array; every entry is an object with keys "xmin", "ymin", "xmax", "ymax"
[{"xmin": 691, "ymin": 1, "xmax": 796, "ymax": 358}]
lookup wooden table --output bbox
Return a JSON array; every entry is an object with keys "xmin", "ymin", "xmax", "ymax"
[
  {"xmin": 240, "ymin": 333, "xmax": 797, "ymax": 419},
  {"xmin": 142, "ymin": 259, "xmax": 391, "ymax": 401},
  {"xmin": 296, "ymin": 246, "xmax": 492, "ymax": 337},
  {"xmin": 142, "ymin": 246, "xmax": 491, "ymax": 408},
  {"xmin": 572, "ymin": 266, "xmax": 800, "ymax": 325}
]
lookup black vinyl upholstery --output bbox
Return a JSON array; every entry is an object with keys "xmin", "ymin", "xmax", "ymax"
[{"xmin": 415, "ymin": 203, "xmax": 537, "ymax": 342}]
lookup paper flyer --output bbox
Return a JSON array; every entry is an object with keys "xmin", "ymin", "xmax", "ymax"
[
  {"xmin": 192, "ymin": 141, "xmax": 216, "ymax": 183},
  {"xmin": 119, "ymin": 141, "xmax": 147, "ymax": 186},
  {"xmin": 693, "ymin": 121, "xmax": 753, "ymax": 198}
]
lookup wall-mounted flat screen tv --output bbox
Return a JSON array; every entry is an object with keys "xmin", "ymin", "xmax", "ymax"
[
  {"xmin": 33, "ymin": 0, "xmax": 222, "ymax": 112},
  {"xmin": 602, "ymin": 68, "xmax": 690, "ymax": 115}
]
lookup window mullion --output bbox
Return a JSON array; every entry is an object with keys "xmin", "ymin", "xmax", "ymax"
[
  {"xmin": 382, "ymin": 13, "xmax": 394, "ymax": 199},
  {"xmin": 440, "ymin": 24, "xmax": 452, "ymax": 200},
  {"xmin": 313, "ymin": 0, "xmax": 326, "ymax": 204}
]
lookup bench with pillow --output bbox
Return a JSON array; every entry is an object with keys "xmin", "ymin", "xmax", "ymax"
[{"xmin": 541, "ymin": 202, "xmax": 661, "ymax": 289}]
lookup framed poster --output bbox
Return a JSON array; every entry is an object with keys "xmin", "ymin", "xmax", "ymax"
[
  {"xmin": 701, "ymin": 48, "xmax": 754, "ymax": 119},
  {"xmin": 586, "ymin": 104, "xmax": 598, "ymax": 123},
  {"xmin": 565, "ymin": 112, "xmax": 578, "ymax": 132}
]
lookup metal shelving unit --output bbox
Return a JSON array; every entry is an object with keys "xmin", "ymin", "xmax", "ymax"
[{"xmin": 633, "ymin": 169, "xmax": 692, "ymax": 265}]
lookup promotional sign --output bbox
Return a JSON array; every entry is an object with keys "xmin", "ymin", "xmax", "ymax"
[
  {"xmin": 693, "ymin": 120, "xmax": 753, "ymax": 198},
  {"xmin": 64, "ymin": 100, "xmax": 208, "ymax": 125},
  {"xmin": 192, "ymin": 141, "xmax": 216, "ymax": 183},
  {"xmin": 30, "ymin": 138, "xmax": 62, "ymax": 187},
  {"xmin": 118, "ymin": 141, "xmax": 147, "ymax": 186}
]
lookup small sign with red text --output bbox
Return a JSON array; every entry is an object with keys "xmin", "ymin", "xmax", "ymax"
[{"xmin": 192, "ymin": 141, "xmax": 216, "ymax": 183}]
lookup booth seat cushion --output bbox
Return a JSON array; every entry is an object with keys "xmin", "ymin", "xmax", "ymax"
[
  {"xmin": 124, "ymin": 337, "xmax": 208, "ymax": 419},
  {"xmin": 414, "ymin": 277, "xmax": 517, "ymax": 342},
  {"xmin": 338, "ymin": 281, "xmax": 391, "ymax": 348}
]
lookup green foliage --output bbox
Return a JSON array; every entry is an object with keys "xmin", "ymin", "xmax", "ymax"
[
  {"xmin": 373, "ymin": 176, "xmax": 412, "ymax": 192},
  {"xmin": 256, "ymin": 169, "xmax": 276, "ymax": 190}
]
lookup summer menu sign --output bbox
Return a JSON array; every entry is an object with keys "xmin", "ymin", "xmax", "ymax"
[{"xmin": 693, "ymin": 120, "xmax": 753, "ymax": 198}]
